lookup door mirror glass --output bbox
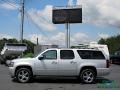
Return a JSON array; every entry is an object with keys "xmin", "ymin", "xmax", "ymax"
[{"xmin": 38, "ymin": 55, "xmax": 44, "ymax": 60}]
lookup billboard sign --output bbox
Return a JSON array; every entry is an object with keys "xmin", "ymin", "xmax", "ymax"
[{"xmin": 52, "ymin": 7, "xmax": 82, "ymax": 24}]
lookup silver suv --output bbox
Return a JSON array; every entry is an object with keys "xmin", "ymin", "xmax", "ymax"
[{"xmin": 8, "ymin": 49, "xmax": 110, "ymax": 83}]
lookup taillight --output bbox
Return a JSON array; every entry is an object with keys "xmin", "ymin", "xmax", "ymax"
[{"xmin": 106, "ymin": 60, "xmax": 111, "ymax": 68}]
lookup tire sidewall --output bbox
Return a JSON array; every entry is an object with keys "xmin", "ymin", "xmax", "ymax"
[
  {"xmin": 80, "ymin": 69, "xmax": 96, "ymax": 84},
  {"xmin": 16, "ymin": 68, "xmax": 32, "ymax": 83}
]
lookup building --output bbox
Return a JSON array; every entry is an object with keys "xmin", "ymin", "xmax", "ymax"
[{"xmin": 34, "ymin": 45, "xmax": 58, "ymax": 56}]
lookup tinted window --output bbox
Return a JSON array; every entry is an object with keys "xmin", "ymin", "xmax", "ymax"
[
  {"xmin": 77, "ymin": 50, "xmax": 105, "ymax": 59},
  {"xmin": 60, "ymin": 50, "xmax": 74, "ymax": 59},
  {"xmin": 42, "ymin": 50, "xmax": 57, "ymax": 59},
  {"xmin": 115, "ymin": 51, "xmax": 120, "ymax": 55}
]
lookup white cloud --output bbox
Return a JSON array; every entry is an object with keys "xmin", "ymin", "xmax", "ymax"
[
  {"xmin": 68, "ymin": 0, "xmax": 77, "ymax": 6},
  {"xmin": 71, "ymin": 33, "xmax": 91, "ymax": 45},
  {"xmin": 98, "ymin": 33, "xmax": 109, "ymax": 39},
  {"xmin": 0, "ymin": 32, "xmax": 92, "ymax": 46},
  {"xmin": 28, "ymin": 33, "xmax": 65, "ymax": 45},
  {"xmin": 28, "ymin": 32, "xmax": 92, "ymax": 46},
  {"xmin": 0, "ymin": 3, "xmax": 19, "ymax": 10},
  {"xmin": 0, "ymin": 34, "xmax": 13, "ymax": 39},
  {"xmin": 28, "ymin": 5, "xmax": 56, "ymax": 31},
  {"xmin": 51, "ymin": 32, "xmax": 65, "ymax": 45},
  {"xmin": 68, "ymin": 0, "xmax": 73, "ymax": 6},
  {"xmin": 76, "ymin": 0, "xmax": 120, "ymax": 28},
  {"xmin": 29, "ymin": 34, "xmax": 49, "ymax": 44}
]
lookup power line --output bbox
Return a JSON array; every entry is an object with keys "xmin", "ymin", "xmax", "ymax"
[
  {"xmin": 24, "ymin": 10, "xmax": 54, "ymax": 45},
  {"xmin": 0, "ymin": 0, "xmax": 20, "ymax": 11},
  {"xmin": 1, "ymin": 0, "xmax": 19, "ymax": 4},
  {"xmin": 20, "ymin": 0, "xmax": 24, "ymax": 43},
  {"xmin": 0, "ymin": 0, "xmax": 57, "ymax": 45}
]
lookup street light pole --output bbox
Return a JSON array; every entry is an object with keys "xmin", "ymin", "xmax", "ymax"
[
  {"xmin": 65, "ymin": 0, "xmax": 72, "ymax": 48},
  {"xmin": 20, "ymin": 0, "xmax": 25, "ymax": 43},
  {"xmin": 66, "ymin": 23, "xmax": 70, "ymax": 48}
]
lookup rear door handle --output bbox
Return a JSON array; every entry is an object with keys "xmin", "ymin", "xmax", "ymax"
[
  {"xmin": 52, "ymin": 61, "xmax": 57, "ymax": 64},
  {"xmin": 70, "ymin": 61, "xmax": 77, "ymax": 64}
]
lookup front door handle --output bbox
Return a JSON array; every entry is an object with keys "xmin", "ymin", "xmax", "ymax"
[
  {"xmin": 52, "ymin": 61, "xmax": 57, "ymax": 64},
  {"xmin": 70, "ymin": 61, "xmax": 77, "ymax": 64}
]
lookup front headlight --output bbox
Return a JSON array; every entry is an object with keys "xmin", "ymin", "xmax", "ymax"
[{"xmin": 8, "ymin": 62, "xmax": 14, "ymax": 67}]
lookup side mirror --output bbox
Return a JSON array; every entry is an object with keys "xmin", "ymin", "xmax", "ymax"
[{"xmin": 38, "ymin": 55, "xmax": 44, "ymax": 60}]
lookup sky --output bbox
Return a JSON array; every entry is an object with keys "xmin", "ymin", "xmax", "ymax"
[{"xmin": 0, "ymin": 0, "xmax": 120, "ymax": 46}]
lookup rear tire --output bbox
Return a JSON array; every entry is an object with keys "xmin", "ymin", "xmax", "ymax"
[
  {"xmin": 80, "ymin": 69, "xmax": 96, "ymax": 84},
  {"xmin": 16, "ymin": 68, "xmax": 33, "ymax": 83}
]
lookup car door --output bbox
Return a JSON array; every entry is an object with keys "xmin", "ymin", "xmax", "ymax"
[
  {"xmin": 58, "ymin": 50, "xmax": 77, "ymax": 76},
  {"xmin": 35, "ymin": 50, "xmax": 58, "ymax": 75}
]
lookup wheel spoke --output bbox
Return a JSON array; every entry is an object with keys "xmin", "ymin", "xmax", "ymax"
[
  {"xmin": 24, "ymin": 76, "xmax": 28, "ymax": 80},
  {"xmin": 22, "ymin": 70, "xmax": 25, "ymax": 75},
  {"xmin": 18, "ymin": 74, "xmax": 22, "ymax": 77},
  {"xmin": 89, "ymin": 72, "xmax": 92, "ymax": 76},
  {"xmin": 85, "ymin": 72, "xmax": 89, "ymax": 76},
  {"xmin": 24, "ymin": 72, "xmax": 28, "ymax": 76},
  {"xmin": 83, "ymin": 75, "xmax": 87, "ymax": 78}
]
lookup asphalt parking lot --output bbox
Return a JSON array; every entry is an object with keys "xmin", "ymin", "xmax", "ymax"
[{"xmin": 0, "ymin": 64, "xmax": 120, "ymax": 90}]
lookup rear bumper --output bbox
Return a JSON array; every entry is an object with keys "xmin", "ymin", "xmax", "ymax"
[{"xmin": 97, "ymin": 68, "xmax": 110, "ymax": 76}]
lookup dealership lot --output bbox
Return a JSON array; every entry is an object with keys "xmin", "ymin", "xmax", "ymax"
[{"xmin": 0, "ymin": 64, "xmax": 120, "ymax": 90}]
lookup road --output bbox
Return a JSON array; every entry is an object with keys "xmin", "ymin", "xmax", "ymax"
[{"xmin": 0, "ymin": 64, "xmax": 120, "ymax": 90}]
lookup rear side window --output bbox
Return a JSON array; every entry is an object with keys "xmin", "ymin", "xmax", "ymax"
[
  {"xmin": 77, "ymin": 50, "xmax": 105, "ymax": 59},
  {"xmin": 60, "ymin": 50, "xmax": 74, "ymax": 59}
]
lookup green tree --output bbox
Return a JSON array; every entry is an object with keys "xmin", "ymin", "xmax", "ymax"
[
  {"xmin": 23, "ymin": 39, "xmax": 35, "ymax": 54},
  {"xmin": 98, "ymin": 35, "xmax": 120, "ymax": 54}
]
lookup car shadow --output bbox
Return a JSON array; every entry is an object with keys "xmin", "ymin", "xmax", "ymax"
[
  {"xmin": 12, "ymin": 77, "xmax": 112, "ymax": 84},
  {"xmin": 96, "ymin": 77, "xmax": 112, "ymax": 83},
  {"xmin": 112, "ymin": 63, "xmax": 120, "ymax": 65}
]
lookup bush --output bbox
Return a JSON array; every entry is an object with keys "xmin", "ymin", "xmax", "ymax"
[{"xmin": 23, "ymin": 53, "xmax": 34, "ymax": 58}]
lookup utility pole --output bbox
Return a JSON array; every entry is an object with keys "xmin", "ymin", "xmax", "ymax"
[
  {"xmin": 37, "ymin": 37, "xmax": 39, "ymax": 45},
  {"xmin": 20, "ymin": 0, "xmax": 25, "ymax": 43}
]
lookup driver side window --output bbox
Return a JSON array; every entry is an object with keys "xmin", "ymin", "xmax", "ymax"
[{"xmin": 42, "ymin": 50, "xmax": 57, "ymax": 60}]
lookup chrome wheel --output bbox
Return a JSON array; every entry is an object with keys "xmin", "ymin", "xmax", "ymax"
[
  {"xmin": 80, "ymin": 69, "xmax": 96, "ymax": 84},
  {"xmin": 83, "ymin": 71, "xmax": 94, "ymax": 83},
  {"xmin": 16, "ymin": 68, "xmax": 32, "ymax": 83}
]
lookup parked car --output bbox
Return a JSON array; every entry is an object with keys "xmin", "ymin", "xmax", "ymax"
[
  {"xmin": 110, "ymin": 51, "xmax": 120, "ymax": 64},
  {"xmin": 8, "ymin": 48, "xmax": 111, "ymax": 83}
]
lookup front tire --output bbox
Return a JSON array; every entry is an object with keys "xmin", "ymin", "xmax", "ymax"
[
  {"xmin": 16, "ymin": 68, "xmax": 32, "ymax": 83},
  {"xmin": 80, "ymin": 69, "xmax": 96, "ymax": 84}
]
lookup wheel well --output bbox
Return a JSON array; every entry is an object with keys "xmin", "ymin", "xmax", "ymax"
[
  {"xmin": 15, "ymin": 65, "xmax": 33, "ymax": 76},
  {"xmin": 80, "ymin": 66, "xmax": 97, "ymax": 76}
]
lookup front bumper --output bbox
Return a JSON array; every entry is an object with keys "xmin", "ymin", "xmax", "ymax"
[
  {"xmin": 8, "ymin": 67, "xmax": 15, "ymax": 78},
  {"xmin": 97, "ymin": 68, "xmax": 110, "ymax": 76}
]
